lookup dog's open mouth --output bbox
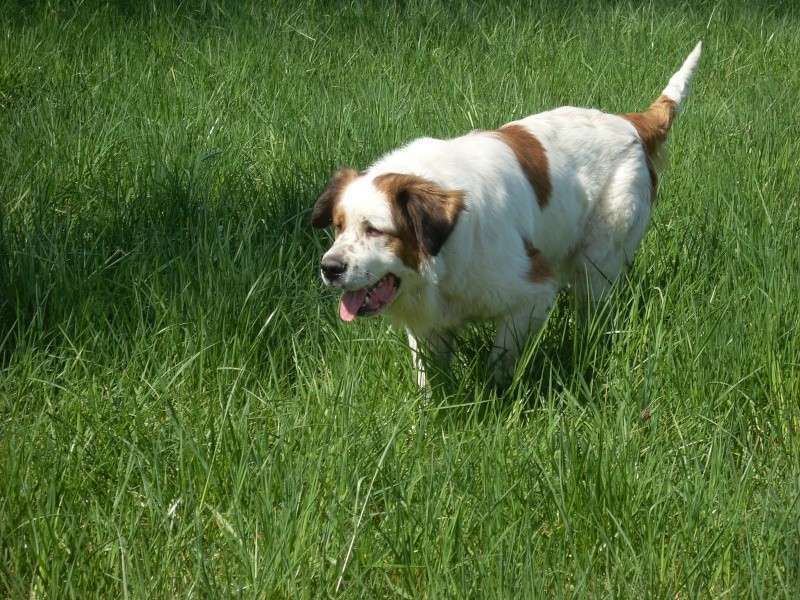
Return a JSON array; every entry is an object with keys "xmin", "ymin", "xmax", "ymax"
[{"xmin": 339, "ymin": 275, "xmax": 400, "ymax": 322}]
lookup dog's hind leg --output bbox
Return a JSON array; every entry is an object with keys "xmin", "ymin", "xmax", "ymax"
[
  {"xmin": 490, "ymin": 282, "xmax": 557, "ymax": 385},
  {"xmin": 572, "ymin": 249, "xmax": 626, "ymax": 322},
  {"xmin": 573, "ymin": 165, "xmax": 653, "ymax": 319}
]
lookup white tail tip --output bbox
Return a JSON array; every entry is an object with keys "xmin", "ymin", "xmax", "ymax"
[{"xmin": 662, "ymin": 41, "xmax": 702, "ymax": 112}]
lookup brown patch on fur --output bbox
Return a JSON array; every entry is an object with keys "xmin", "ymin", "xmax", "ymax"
[
  {"xmin": 496, "ymin": 124, "xmax": 552, "ymax": 208},
  {"xmin": 311, "ymin": 167, "xmax": 359, "ymax": 229},
  {"xmin": 620, "ymin": 95, "xmax": 678, "ymax": 158},
  {"xmin": 524, "ymin": 241, "xmax": 555, "ymax": 284},
  {"xmin": 621, "ymin": 96, "xmax": 676, "ymax": 205},
  {"xmin": 331, "ymin": 205, "xmax": 347, "ymax": 238},
  {"xmin": 374, "ymin": 173, "xmax": 465, "ymax": 270}
]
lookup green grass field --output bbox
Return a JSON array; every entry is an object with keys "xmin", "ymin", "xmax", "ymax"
[{"xmin": 1, "ymin": 0, "xmax": 799, "ymax": 597}]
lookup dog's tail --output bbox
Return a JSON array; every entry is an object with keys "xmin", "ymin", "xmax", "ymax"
[
  {"xmin": 661, "ymin": 41, "xmax": 703, "ymax": 113},
  {"xmin": 621, "ymin": 42, "xmax": 702, "ymax": 159}
]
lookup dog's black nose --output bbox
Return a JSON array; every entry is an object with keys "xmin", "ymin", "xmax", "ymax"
[{"xmin": 321, "ymin": 257, "xmax": 347, "ymax": 282}]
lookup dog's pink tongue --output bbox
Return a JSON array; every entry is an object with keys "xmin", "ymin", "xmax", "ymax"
[{"xmin": 339, "ymin": 290, "xmax": 368, "ymax": 322}]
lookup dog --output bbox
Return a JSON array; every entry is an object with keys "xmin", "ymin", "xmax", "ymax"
[{"xmin": 312, "ymin": 43, "xmax": 702, "ymax": 387}]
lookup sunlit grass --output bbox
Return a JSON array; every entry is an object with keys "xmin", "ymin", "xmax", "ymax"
[{"xmin": 1, "ymin": 0, "xmax": 799, "ymax": 597}]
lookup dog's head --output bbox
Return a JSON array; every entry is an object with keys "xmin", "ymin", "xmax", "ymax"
[{"xmin": 312, "ymin": 168, "xmax": 464, "ymax": 322}]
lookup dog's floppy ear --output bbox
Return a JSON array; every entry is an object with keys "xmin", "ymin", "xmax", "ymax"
[
  {"xmin": 378, "ymin": 173, "xmax": 465, "ymax": 256},
  {"xmin": 402, "ymin": 183, "xmax": 465, "ymax": 256},
  {"xmin": 312, "ymin": 167, "xmax": 359, "ymax": 229}
]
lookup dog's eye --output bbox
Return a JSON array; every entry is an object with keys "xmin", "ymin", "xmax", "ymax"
[
  {"xmin": 365, "ymin": 226, "xmax": 383, "ymax": 237},
  {"xmin": 334, "ymin": 223, "xmax": 343, "ymax": 236}
]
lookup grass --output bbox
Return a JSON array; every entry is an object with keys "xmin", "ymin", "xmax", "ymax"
[{"xmin": 1, "ymin": 0, "xmax": 799, "ymax": 597}]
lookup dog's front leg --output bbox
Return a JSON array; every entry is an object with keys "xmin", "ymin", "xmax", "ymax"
[{"xmin": 408, "ymin": 330, "xmax": 454, "ymax": 389}]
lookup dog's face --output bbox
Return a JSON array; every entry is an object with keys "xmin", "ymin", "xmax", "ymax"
[{"xmin": 312, "ymin": 168, "xmax": 464, "ymax": 322}]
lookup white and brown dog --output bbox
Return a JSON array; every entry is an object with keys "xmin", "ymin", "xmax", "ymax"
[{"xmin": 312, "ymin": 43, "xmax": 702, "ymax": 387}]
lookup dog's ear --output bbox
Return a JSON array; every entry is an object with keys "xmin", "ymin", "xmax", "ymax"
[
  {"xmin": 312, "ymin": 168, "xmax": 359, "ymax": 229},
  {"xmin": 391, "ymin": 175, "xmax": 465, "ymax": 256}
]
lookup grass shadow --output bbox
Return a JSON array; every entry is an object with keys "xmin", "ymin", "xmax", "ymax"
[{"xmin": 0, "ymin": 159, "xmax": 323, "ymax": 373}]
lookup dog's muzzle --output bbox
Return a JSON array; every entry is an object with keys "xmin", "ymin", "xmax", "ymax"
[{"xmin": 320, "ymin": 256, "xmax": 347, "ymax": 285}]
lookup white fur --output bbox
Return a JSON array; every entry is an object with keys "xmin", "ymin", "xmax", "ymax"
[{"xmin": 317, "ymin": 44, "xmax": 702, "ymax": 386}]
